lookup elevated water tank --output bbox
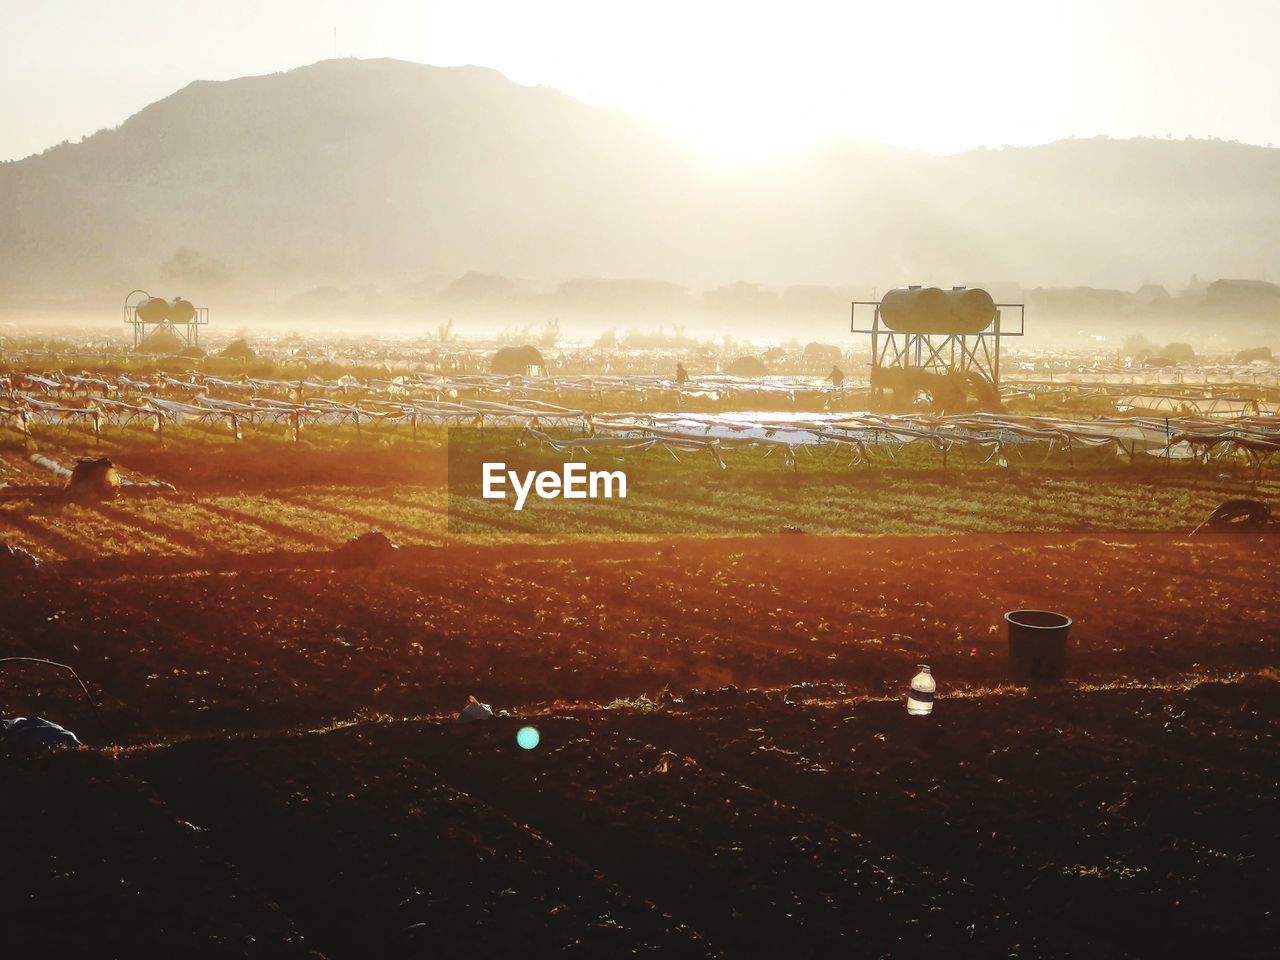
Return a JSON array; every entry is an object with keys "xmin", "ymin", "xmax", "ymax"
[
  {"xmin": 134, "ymin": 296, "xmax": 197, "ymax": 324},
  {"xmin": 879, "ymin": 286, "xmax": 949, "ymax": 334},
  {"xmin": 135, "ymin": 296, "xmax": 171, "ymax": 323},
  {"xmin": 880, "ymin": 285, "xmax": 996, "ymax": 335},
  {"xmin": 168, "ymin": 297, "xmax": 196, "ymax": 324},
  {"xmin": 942, "ymin": 287, "xmax": 996, "ymax": 335}
]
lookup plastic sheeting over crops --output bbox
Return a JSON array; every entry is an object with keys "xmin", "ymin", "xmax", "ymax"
[{"xmin": 4, "ymin": 369, "xmax": 1278, "ymax": 475}]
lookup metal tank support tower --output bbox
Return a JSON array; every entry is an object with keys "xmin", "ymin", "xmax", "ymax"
[
  {"xmin": 851, "ymin": 286, "xmax": 1024, "ymax": 407},
  {"xmin": 123, "ymin": 289, "xmax": 208, "ymax": 350}
]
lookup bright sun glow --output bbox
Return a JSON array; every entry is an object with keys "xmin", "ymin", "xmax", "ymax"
[{"xmin": 1, "ymin": 0, "xmax": 1278, "ymax": 162}]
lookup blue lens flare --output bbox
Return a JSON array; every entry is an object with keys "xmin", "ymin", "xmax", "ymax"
[{"xmin": 516, "ymin": 726, "xmax": 540, "ymax": 750}]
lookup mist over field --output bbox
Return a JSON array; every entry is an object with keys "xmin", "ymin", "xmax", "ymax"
[{"xmin": 2, "ymin": 57, "xmax": 1278, "ymax": 345}]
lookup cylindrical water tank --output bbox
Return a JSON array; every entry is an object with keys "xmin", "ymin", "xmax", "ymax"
[
  {"xmin": 168, "ymin": 297, "xmax": 196, "ymax": 324},
  {"xmin": 879, "ymin": 285, "xmax": 997, "ymax": 335},
  {"xmin": 135, "ymin": 297, "xmax": 170, "ymax": 323},
  {"xmin": 942, "ymin": 286, "xmax": 996, "ymax": 335},
  {"xmin": 879, "ymin": 286, "xmax": 949, "ymax": 333}
]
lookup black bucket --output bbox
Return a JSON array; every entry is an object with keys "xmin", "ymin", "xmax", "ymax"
[{"xmin": 1005, "ymin": 609, "xmax": 1072, "ymax": 686}]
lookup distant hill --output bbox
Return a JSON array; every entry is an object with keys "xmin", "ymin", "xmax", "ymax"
[{"xmin": 2, "ymin": 57, "xmax": 1278, "ymax": 310}]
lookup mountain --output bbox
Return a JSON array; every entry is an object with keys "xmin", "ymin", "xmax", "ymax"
[{"xmin": 2, "ymin": 57, "xmax": 1279, "ymax": 312}]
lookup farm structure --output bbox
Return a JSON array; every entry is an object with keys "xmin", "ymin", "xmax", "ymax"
[
  {"xmin": 853, "ymin": 286, "xmax": 1025, "ymax": 409},
  {"xmin": 4, "ymin": 369, "xmax": 1280, "ymax": 479},
  {"xmin": 123, "ymin": 289, "xmax": 209, "ymax": 350}
]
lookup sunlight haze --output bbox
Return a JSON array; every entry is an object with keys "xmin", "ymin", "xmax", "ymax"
[{"xmin": 3, "ymin": 0, "xmax": 1278, "ymax": 163}]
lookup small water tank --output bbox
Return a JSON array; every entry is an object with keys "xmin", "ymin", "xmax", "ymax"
[
  {"xmin": 880, "ymin": 285, "xmax": 996, "ymax": 335},
  {"xmin": 135, "ymin": 297, "xmax": 171, "ymax": 323},
  {"xmin": 168, "ymin": 297, "xmax": 196, "ymax": 324}
]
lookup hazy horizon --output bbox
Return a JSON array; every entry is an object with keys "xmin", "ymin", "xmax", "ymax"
[
  {"xmin": 5, "ymin": 0, "xmax": 1280, "ymax": 164},
  {"xmin": 3, "ymin": 4, "xmax": 1278, "ymax": 346}
]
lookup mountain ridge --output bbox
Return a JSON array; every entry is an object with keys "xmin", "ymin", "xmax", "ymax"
[{"xmin": 2, "ymin": 57, "xmax": 1278, "ymax": 309}]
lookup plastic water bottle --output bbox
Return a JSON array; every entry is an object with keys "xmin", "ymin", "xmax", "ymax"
[{"xmin": 907, "ymin": 664, "xmax": 935, "ymax": 716}]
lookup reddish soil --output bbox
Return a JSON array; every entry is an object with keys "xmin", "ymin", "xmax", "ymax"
[
  {"xmin": 1, "ymin": 533, "xmax": 1273, "ymax": 742},
  {"xmin": 2, "ymin": 447, "xmax": 1276, "ymax": 958}
]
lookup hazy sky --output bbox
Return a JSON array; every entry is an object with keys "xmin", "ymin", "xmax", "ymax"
[{"xmin": 3, "ymin": 0, "xmax": 1278, "ymax": 163}]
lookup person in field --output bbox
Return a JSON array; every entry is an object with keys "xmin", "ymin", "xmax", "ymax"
[
  {"xmin": 829, "ymin": 364, "xmax": 845, "ymax": 388},
  {"xmin": 675, "ymin": 362, "xmax": 689, "ymax": 385}
]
